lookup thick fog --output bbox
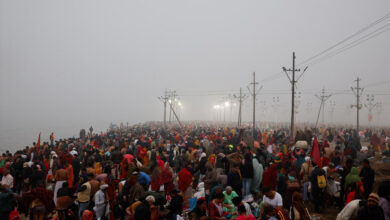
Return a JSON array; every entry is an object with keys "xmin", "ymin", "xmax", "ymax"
[{"xmin": 1, "ymin": 0, "xmax": 389, "ymax": 151}]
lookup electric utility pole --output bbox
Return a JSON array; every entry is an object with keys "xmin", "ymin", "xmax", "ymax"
[
  {"xmin": 168, "ymin": 91, "xmax": 177, "ymax": 123},
  {"xmin": 351, "ymin": 77, "xmax": 364, "ymax": 131},
  {"xmin": 158, "ymin": 89, "xmax": 169, "ymax": 128},
  {"xmin": 233, "ymin": 87, "xmax": 247, "ymax": 127},
  {"xmin": 314, "ymin": 88, "xmax": 332, "ymax": 128},
  {"xmin": 247, "ymin": 72, "xmax": 262, "ymax": 137},
  {"xmin": 364, "ymin": 94, "xmax": 376, "ymax": 123},
  {"xmin": 283, "ymin": 52, "xmax": 308, "ymax": 139}
]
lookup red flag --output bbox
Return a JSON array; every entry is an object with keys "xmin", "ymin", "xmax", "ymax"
[
  {"xmin": 311, "ymin": 136, "xmax": 321, "ymax": 167},
  {"xmin": 36, "ymin": 133, "xmax": 41, "ymax": 151}
]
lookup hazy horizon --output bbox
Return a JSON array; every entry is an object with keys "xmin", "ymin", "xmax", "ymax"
[{"xmin": 1, "ymin": 0, "xmax": 389, "ymax": 152}]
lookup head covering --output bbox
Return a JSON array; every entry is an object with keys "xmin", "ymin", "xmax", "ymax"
[
  {"xmin": 368, "ymin": 193, "xmax": 379, "ymax": 205},
  {"xmin": 199, "ymin": 152, "xmax": 207, "ymax": 162},
  {"xmin": 305, "ymin": 156, "xmax": 311, "ymax": 162},
  {"xmin": 345, "ymin": 167, "xmax": 361, "ymax": 190},
  {"xmin": 100, "ymin": 184, "xmax": 109, "ymax": 190},
  {"xmin": 145, "ymin": 195, "xmax": 155, "ymax": 203},
  {"xmin": 70, "ymin": 149, "xmax": 78, "ymax": 156}
]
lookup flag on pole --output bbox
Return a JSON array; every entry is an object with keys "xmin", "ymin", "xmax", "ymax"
[
  {"xmin": 36, "ymin": 133, "xmax": 41, "ymax": 151},
  {"xmin": 311, "ymin": 136, "xmax": 321, "ymax": 167}
]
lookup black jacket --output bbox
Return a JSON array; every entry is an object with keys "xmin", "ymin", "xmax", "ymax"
[
  {"xmin": 228, "ymin": 171, "xmax": 242, "ymax": 193},
  {"xmin": 359, "ymin": 166, "xmax": 375, "ymax": 191},
  {"xmin": 134, "ymin": 201, "xmax": 151, "ymax": 220},
  {"xmin": 241, "ymin": 159, "xmax": 254, "ymax": 178}
]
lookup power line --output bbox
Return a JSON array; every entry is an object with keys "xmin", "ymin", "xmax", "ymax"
[
  {"xmin": 307, "ymin": 24, "xmax": 390, "ymax": 66},
  {"xmin": 299, "ymin": 12, "xmax": 390, "ymax": 66},
  {"xmin": 364, "ymin": 79, "xmax": 390, "ymax": 88}
]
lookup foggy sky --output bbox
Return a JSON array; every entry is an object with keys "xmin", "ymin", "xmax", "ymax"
[{"xmin": 1, "ymin": 0, "xmax": 390, "ymax": 150}]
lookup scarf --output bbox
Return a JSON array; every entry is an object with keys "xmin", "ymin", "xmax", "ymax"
[
  {"xmin": 262, "ymin": 164, "xmax": 277, "ymax": 190},
  {"xmin": 178, "ymin": 168, "xmax": 193, "ymax": 192},
  {"xmin": 345, "ymin": 167, "xmax": 361, "ymax": 190},
  {"xmin": 213, "ymin": 200, "xmax": 223, "ymax": 216}
]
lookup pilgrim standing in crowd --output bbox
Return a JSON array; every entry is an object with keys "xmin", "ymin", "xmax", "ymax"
[{"xmin": 0, "ymin": 124, "xmax": 388, "ymax": 220}]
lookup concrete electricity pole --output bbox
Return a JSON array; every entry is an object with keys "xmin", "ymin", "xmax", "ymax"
[
  {"xmin": 364, "ymin": 94, "xmax": 376, "ymax": 123},
  {"xmin": 283, "ymin": 52, "xmax": 308, "ymax": 139},
  {"xmin": 351, "ymin": 77, "xmax": 364, "ymax": 131},
  {"xmin": 233, "ymin": 87, "xmax": 247, "ymax": 127},
  {"xmin": 247, "ymin": 72, "xmax": 262, "ymax": 137},
  {"xmin": 168, "ymin": 91, "xmax": 177, "ymax": 123},
  {"xmin": 158, "ymin": 89, "xmax": 169, "ymax": 128},
  {"xmin": 314, "ymin": 88, "xmax": 332, "ymax": 127}
]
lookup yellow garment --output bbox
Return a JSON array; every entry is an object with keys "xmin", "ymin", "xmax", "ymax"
[{"xmin": 77, "ymin": 182, "xmax": 91, "ymax": 203}]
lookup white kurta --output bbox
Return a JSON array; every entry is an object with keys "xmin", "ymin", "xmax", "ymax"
[{"xmin": 93, "ymin": 190, "xmax": 106, "ymax": 219}]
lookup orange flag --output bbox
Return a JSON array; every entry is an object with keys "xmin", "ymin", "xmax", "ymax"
[{"xmin": 36, "ymin": 133, "xmax": 41, "ymax": 151}]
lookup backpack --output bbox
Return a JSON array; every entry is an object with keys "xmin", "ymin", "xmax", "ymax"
[{"xmin": 317, "ymin": 174, "xmax": 326, "ymax": 189}]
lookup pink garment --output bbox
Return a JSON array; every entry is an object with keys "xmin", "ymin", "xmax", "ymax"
[{"xmin": 1, "ymin": 174, "xmax": 13, "ymax": 188}]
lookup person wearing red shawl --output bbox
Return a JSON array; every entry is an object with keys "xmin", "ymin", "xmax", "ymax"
[
  {"xmin": 105, "ymin": 177, "xmax": 117, "ymax": 220},
  {"xmin": 160, "ymin": 164, "xmax": 174, "ymax": 196},
  {"xmin": 262, "ymin": 164, "xmax": 278, "ymax": 190},
  {"xmin": 150, "ymin": 164, "xmax": 162, "ymax": 192},
  {"xmin": 43, "ymin": 155, "xmax": 50, "ymax": 175},
  {"xmin": 20, "ymin": 182, "xmax": 55, "ymax": 220},
  {"xmin": 178, "ymin": 166, "xmax": 193, "ymax": 208},
  {"xmin": 157, "ymin": 159, "xmax": 165, "ymax": 170},
  {"xmin": 65, "ymin": 162, "xmax": 74, "ymax": 189},
  {"xmin": 178, "ymin": 167, "xmax": 192, "ymax": 193},
  {"xmin": 120, "ymin": 159, "xmax": 128, "ymax": 180}
]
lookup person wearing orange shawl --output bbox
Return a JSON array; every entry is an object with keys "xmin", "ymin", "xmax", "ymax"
[
  {"xmin": 178, "ymin": 166, "xmax": 193, "ymax": 208},
  {"xmin": 94, "ymin": 162, "xmax": 102, "ymax": 175}
]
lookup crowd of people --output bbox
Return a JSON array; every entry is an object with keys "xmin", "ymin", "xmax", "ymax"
[{"xmin": 0, "ymin": 122, "xmax": 389, "ymax": 220}]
